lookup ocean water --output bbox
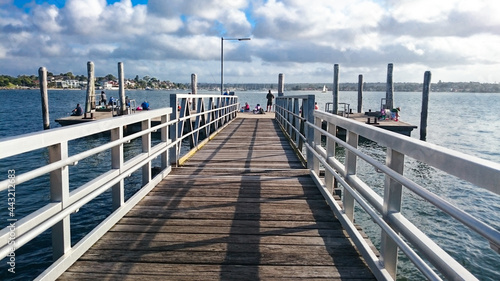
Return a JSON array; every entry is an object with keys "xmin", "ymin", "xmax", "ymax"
[{"xmin": 0, "ymin": 89, "xmax": 499, "ymax": 280}]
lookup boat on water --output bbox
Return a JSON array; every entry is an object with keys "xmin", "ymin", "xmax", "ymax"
[{"xmin": 322, "ymin": 85, "xmax": 327, "ymax": 93}]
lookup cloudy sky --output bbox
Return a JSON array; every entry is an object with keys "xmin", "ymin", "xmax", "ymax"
[{"xmin": 1, "ymin": 0, "xmax": 500, "ymax": 84}]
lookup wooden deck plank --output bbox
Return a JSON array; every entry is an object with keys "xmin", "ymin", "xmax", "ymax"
[{"xmin": 59, "ymin": 117, "xmax": 375, "ymax": 280}]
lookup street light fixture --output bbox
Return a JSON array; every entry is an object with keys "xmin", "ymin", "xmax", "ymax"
[{"xmin": 221, "ymin": 37, "xmax": 251, "ymax": 95}]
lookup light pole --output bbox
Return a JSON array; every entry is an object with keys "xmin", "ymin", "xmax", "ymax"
[{"xmin": 221, "ymin": 37, "xmax": 251, "ymax": 95}]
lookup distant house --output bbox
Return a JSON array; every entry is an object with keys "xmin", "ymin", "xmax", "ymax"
[
  {"xmin": 56, "ymin": 79, "xmax": 85, "ymax": 89},
  {"xmin": 125, "ymin": 80, "xmax": 136, "ymax": 88},
  {"xmin": 101, "ymin": 80, "xmax": 119, "ymax": 90}
]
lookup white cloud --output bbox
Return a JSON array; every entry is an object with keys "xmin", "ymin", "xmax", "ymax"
[
  {"xmin": 32, "ymin": 4, "xmax": 62, "ymax": 33},
  {"xmin": 0, "ymin": 0, "xmax": 499, "ymax": 84},
  {"xmin": 62, "ymin": 0, "xmax": 107, "ymax": 34}
]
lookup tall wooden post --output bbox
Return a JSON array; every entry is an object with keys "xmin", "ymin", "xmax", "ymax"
[
  {"xmin": 420, "ymin": 71, "xmax": 431, "ymax": 141},
  {"xmin": 278, "ymin": 73, "xmax": 285, "ymax": 96},
  {"xmin": 191, "ymin": 74, "xmax": 197, "ymax": 95},
  {"xmin": 39, "ymin": 67, "xmax": 50, "ymax": 130},
  {"xmin": 333, "ymin": 64, "xmax": 339, "ymax": 114},
  {"xmin": 357, "ymin": 74, "xmax": 363, "ymax": 113},
  {"xmin": 191, "ymin": 74, "xmax": 197, "ymax": 111},
  {"xmin": 85, "ymin": 61, "xmax": 96, "ymax": 113},
  {"xmin": 386, "ymin": 63, "xmax": 394, "ymax": 109},
  {"xmin": 118, "ymin": 62, "xmax": 126, "ymax": 115}
]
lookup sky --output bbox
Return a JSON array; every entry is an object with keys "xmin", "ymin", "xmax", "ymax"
[{"xmin": 1, "ymin": 0, "xmax": 500, "ymax": 84}]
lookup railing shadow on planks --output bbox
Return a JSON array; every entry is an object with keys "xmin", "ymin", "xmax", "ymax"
[
  {"xmin": 0, "ymin": 94, "xmax": 239, "ymax": 280},
  {"xmin": 275, "ymin": 95, "xmax": 500, "ymax": 281}
]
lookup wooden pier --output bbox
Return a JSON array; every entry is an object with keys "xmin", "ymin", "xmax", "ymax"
[
  {"xmin": 58, "ymin": 116, "xmax": 375, "ymax": 280},
  {"xmin": 347, "ymin": 113, "xmax": 417, "ymax": 136},
  {"xmin": 55, "ymin": 111, "xmax": 114, "ymax": 126}
]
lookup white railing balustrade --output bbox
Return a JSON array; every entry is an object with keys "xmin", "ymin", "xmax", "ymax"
[
  {"xmin": 0, "ymin": 94, "xmax": 239, "ymax": 280},
  {"xmin": 275, "ymin": 95, "xmax": 500, "ymax": 281}
]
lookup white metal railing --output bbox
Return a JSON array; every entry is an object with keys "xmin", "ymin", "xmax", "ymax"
[
  {"xmin": 275, "ymin": 95, "xmax": 500, "ymax": 281},
  {"xmin": 170, "ymin": 94, "xmax": 239, "ymax": 164},
  {"xmin": 0, "ymin": 94, "xmax": 238, "ymax": 280}
]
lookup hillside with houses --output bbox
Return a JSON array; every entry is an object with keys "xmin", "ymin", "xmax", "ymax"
[
  {"xmin": 2, "ymin": 72, "xmax": 500, "ymax": 93},
  {"xmin": 0, "ymin": 72, "xmax": 185, "ymax": 90}
]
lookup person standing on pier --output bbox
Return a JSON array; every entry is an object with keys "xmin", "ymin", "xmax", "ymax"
[
  {"xmin": 266, "ymin": 90, "xmax": 274, "ymax": 112},
  {"xmin": 100, "ymin": 91, "xmax": 107, "ymax": 106}
]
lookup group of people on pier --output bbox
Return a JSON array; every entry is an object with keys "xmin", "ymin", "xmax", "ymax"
[
  {"xmin": 241, "ymin": 89, "xmax": 275, "ymax": 114},
  {"xmin": 71, "ymin": 90, "xmax": 150, "ymax": 116}
]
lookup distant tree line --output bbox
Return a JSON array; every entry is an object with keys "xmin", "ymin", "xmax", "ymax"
[
  {"xmin": 0, "ymin": 75, "xmax": 38, "ymax": 88},
  {"xmin": 0, "ymin": 73, "xmax": 186, "ymax": 90},
  {"xmin": 2, "ymin": 73, "xmax": 500, "ymax": 93},
  {"xmin": 286, "ymin": 81, "xmax": 500, "ymax": 93}
]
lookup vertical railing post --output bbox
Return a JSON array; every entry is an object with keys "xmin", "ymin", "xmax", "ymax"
[
  {"xmin": 194, "ymin": 98, "xmax": 203, "ymax": 146},
  {"xmin": 275, "ymin": 98, "xmax": 280, "ymax": 122},
  {"xmin": 325, "ymin": 121, "xmax": 337, "ymax": 193},
  {"xmin": 216, "ymin": 97, "xmax": 222, "ymax": 129},
  {"xmin": 48, "ymin": 142, "xmax": 71, "ymax": 260},
  {"xmin": 233, "ymin": 97, "xmax": 238, "ymax": 119},
  {"xmin": 161, "ymin": 113, "xmax": 169, "ymax": 170},
  {"xmin": 283, "ymin": 98, "xmax": 287, "ymax": 125},
  {"xmin": 381, "ymin": 148, "xmax": 405, "ymax": 279},
  {"xmin": 287, "ymin": 98, "xmax": 293, "ymax": 136},
  {"xmin": 221, "ymin": 97, "xmax": 226, "ymax": 125},
  {"xmin": 208, "ymin": 97, "xmax": 214, "ymax": 134},
  {"xmin": 111, "ymin": 127, "xmax": 124, "ymax": 209},
  {"xmin": 293, "ymin": 98, "xmax": 300, "ymax": 145},
  {"xmin": 344, "ymin": 131, "xmax": 358, "ymax": 221},
  {"xmin": 278, "ymin": 98, "xmax": 283, "ymax": 122},
  {"xmin": 142, "ymin": 119, "xmax": 151, "ymax": 185},
  {"xmin": 169, "ymin": 94, "xmax": 178, "ymax": 166},
  {"xmin": 312, "ymin": 115, "xmax": 322, "ymax": 174},
  {"xmin": 305, "ymin": 95, "xmax": 315, "ymax": 169}
]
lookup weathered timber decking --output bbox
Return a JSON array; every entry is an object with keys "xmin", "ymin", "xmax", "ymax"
[{"xmin": 59, "ymin": 117, "xmax": 376, "ymax": 280}]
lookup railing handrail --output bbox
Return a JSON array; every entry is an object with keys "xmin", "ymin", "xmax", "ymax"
[
  {"xmin": 274, "ymin": 96, "xmax": 500, "ymax": 281},
  {"xmin": 315, "ymin": 110, "xmax": 500, "ymax": 195},
  {"xmin": 0, "ymin": 94, "xmax": 239, "ymax": 280},
  {"xmin": 0, "ymin": 108, "xmax": 169, "ymax": 159}
]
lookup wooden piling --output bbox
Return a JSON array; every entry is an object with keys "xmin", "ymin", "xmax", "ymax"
[
  {"xmin": 333, "ymin": 64, "xmax": 339, "ymax": 114},
  {"xmin": 278, "ymin": 73, "xmax": 285, "ymax": 96},
  {"xmin": 420, "ymin": 71, "xmax": 431, "ymax": 141},
  {"xmin": 358, "ymin": 74, "xmax": 363, "ymax": 113},
  {"xmin": 85, "ymin": 61, "xmax": 96, "ymax": 113},
  {"xmin": 386, "ymin": 63, "xmax": 394, "ymax": 109},
  {"xmin": 39, "ymin": 67, "xmax": 50, "ymax": 130},
  {"xmin": 191, "ymin": 74, "xmax": 197, "ymax": 95},
  {"xmin": 118, "ymin": 62, "xmax": 126, "ymax": 115}
]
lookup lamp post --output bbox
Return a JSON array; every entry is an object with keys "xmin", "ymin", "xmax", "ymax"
[{"xmin": 221, "ymin": 37, "xmax": 251, "ymax": 95}]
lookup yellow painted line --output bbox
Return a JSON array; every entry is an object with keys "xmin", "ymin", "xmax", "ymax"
[{"xmin": 178, "ymin": 121, "xmax": 232, "ymax": 166}]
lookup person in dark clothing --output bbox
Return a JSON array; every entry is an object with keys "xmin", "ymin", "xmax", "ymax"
[
  {"xmin": 71, "ymin": 104, "xmax": 83, "ymax": 116},
  {"xmin": 100, "ymin": 91, "xmax": 107, "ymax": 105},
  {"xmin": 266, "ymin": 90, "xmax": 274, "ymax": 112}
]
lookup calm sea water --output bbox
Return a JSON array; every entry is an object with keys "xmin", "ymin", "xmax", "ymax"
[{"xmin": 0, "ymin": 89, "xmax": 499, "ymax": 280}]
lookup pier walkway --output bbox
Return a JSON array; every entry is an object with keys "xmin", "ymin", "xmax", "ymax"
[
  {"xmin": 1, "ymin": 94, "xmax": 498, "ymax": 280},
  {"xmin": 58, "ymin": 116, "xmax": 375, "ymax": 280}
]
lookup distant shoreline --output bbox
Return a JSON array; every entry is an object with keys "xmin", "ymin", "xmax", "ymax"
[{"xmin": 2, "ymin": 82, "xmax": 500, "ymax": 93}]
